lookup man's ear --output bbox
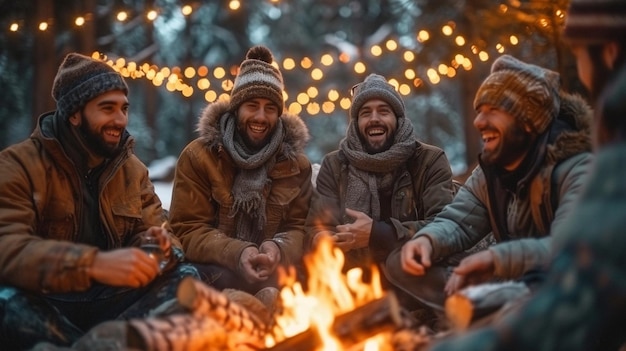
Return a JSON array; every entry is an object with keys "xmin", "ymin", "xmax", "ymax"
[
  {"xmin": 68, "ymin": 111, "xmax": 81, "ymax": 127},
  {"xmin": 524, "ymin": 123, "xmax": 534, "ymax": 134},
  {"xmin": 603, "ymin": 41, "xmax": 620, "ymax": 70}
]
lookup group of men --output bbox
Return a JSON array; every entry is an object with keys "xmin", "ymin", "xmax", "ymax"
[{"xmin": 1, "ymin": 0, "xmax": 625, "ymax": 349}]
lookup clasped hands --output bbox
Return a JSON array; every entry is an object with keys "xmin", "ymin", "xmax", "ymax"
[
  {"xmin": 400, "ymin": 235, "xmax": 496, "ymax": 295},
  {"xmin": 239, "ymin": 240, "xmax": 281, "ymax": 284}
]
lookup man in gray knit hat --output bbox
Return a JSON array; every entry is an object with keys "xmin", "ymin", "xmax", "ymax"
[
  {"xmin": 384, "ymin": 54, "xmax": 594, "ymax": 325},
  {"xmin": 305, "ymin": 73, "xmax": 455, "ymax": 280},
  {"xmin": 0, "ymin": 53, "xmax": 199, "ymax": 349},
  {"xmin": 169, "ymin": 46, "xmax": 313, "ymax": 295}
]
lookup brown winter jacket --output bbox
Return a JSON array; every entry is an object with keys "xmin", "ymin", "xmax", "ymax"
[
  {"xmin": 0, "ymin": 112, "xmax": 168, "ymax": 293},
  {"xmin": 306, "ymin": 141, "xmax": 455, "ymax": 269},
  {"xmin": 169, "ymin": 100, "xmax": 313, "ymax": 272}
]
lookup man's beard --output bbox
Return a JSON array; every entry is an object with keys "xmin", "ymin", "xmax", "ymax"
[
  {"xmin": 237, "ymin": 121, "xmax": 276, "ymax": 152},
  {"xmin": 481, "ymin": 121, "xmax": 533, "ymax": 168},
  {"xmin": 79, "ymin": 113, "xmax": 122, "ymax": 158},
  {"xmin": 359, "ymin": 128, "xmax": 395, "ymax": 154}
]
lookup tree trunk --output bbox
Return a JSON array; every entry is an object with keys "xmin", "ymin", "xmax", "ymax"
[
  {"xmin": 76, "ymin": 0, "xmax": 97, "ymax": 54},
  {"xmin": 32, "ymin": 0, "xmax": 56, "ymax": 127}
]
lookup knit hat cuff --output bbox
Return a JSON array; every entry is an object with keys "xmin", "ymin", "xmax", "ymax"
[
  {"xmin": 56, "ymin": 72, "xmax": 128, "ymax": 118},
  {"xmin": 230, "ymin": 73, "xmax": 284, "ymax": 114}
]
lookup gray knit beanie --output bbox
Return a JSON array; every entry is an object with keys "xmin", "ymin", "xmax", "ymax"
[
  {"xmin": 350, "ymin": 73, "xmax": 405, "ymax": 120},
  {"xmin": 474, "ymin": 55, "xmax": 561, "ymax": 135},
  {"xmin": 563, "ymin": 0, "xmax": 626, "ymax": 44},
  {"xmin": 52, "ymin": 53, "xmax": 128, "ymax": 119},
  {"xmin": 230, "ymin": 46, "xmax": 284, "ymax": 116}
]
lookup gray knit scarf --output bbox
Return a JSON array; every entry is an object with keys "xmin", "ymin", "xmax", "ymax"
[
  {"xmin": 339, "ymin": 117, "xmax": 417, "ymax": 221},
  {"xmin": 220, "ymin": 113, "xmax": 284, "ymax": 244}
]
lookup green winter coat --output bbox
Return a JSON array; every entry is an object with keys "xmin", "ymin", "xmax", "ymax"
[
  {"xmin": 416, "ymin": 92, "xmax": 594, "ymax": 280},
  {"xmin": 0, "ymin": 112, "xmax": 168, "ymax": 293},
  {"xmin": 169, "ymin": 100, "xmax": 313, "ymax": 272}
]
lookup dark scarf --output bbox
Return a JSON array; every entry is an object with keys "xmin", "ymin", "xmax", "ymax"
[
  {"xmin": 53, "ymin": 114, "xmax": 113, "ymax": 249},
  {"xmin": 220, "ymin": 113, "xmax": 284, "ymax": 244},
  {"xmin": 339, "ymin": 117, "xmax": 417, "ymax": 221}
]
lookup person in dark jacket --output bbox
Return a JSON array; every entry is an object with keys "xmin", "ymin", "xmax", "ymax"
[
  {"xmin": 428, "ymin": 0, "xmax": 626, "ymax": 349},
  {"xmin": 169, "ymin": 46, "xmax": 313, "ymax": 295},
  {"xmin": 0, "ymin": 53, "xmax": 198, "ymax": 349},
  {"xmin": 305, "ymin": 73, "xmax": 455, "ymax": 274},
  {"xmin": 386, "ymin": 55, "xmax": 594, "ymax": 311}
]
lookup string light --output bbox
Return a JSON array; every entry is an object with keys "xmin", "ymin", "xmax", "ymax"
[
  {"xmin": 92, "ymin": 42, "xmax": 495, "ymax": 117},
  {"xmin": 181, "ymin": 5, "xmax": 193, "ymax": 16},
  {"xmin": 229, "ymin": 1, "xmax": 241, "ymax": 11},
  {"xmin": 116, "ymin": 11, "xmax": 128, "ymax": 22},
  {"xmin": 146, "ymin": 10, "xmax": 158, "ymax": 21},
  {"xmin": 1, "ymin": 3, "xmax": 565, "ymax": 117}
]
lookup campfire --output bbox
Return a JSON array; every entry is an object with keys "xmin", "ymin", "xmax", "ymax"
[
  {"xmin": 119, "ymin": 235, "xmax": 430, "ymax": 351},
  {"xmin": 265, "ymin": 235, "xmax": 406, "ymax": 351}
]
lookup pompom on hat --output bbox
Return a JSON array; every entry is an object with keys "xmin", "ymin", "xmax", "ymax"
[
  {"xmin": 52, "ymin": 53, "xmax": 128, "ymax": 119},
  {"xmin": 350, "ymin": 73, "xmax": 405, "ymax": 120},
  {"xmin": 229, "ymin": 46, "xmax": 285, "ymax": 115},
  {"xmin": 474, "ymin": 55, "xmax": 561, "ymax": 135},
  {"xmin": 563, "ymin": 0, "xmax": 626, "ymax": 44}
]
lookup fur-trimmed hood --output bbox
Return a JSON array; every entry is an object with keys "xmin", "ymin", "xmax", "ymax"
[
  {"xmin": 196, "ymin": 99, "xmax": 310, "ymax": 158},
  {"xmin": 545, "ymin": 91, "xmax": 593, "ymax": 164}
]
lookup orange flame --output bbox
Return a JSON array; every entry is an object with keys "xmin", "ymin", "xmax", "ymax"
[{"xmin": 266, "ymin": 235, "xmax": 388, "ymax": 350}]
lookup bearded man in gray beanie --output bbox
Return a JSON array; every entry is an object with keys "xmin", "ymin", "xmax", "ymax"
[
  {"xmin": 169, "ymin": 46, "xmax": 313, "ymax": 296},
  {"xmin": 305, "ymin": 73, "xmax": 455, "ymax": 280},
  {"xmin": 0, "ymin": 53, "xmax": 199, "ymax": 349},
  {"xmin": 384, "ymin": 54, "xmax": 594, "ymax": 325}
]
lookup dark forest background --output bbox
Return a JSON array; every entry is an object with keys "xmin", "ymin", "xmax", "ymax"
[{"xmin": 0, "ymin": 0, "xmax": 584, "ymax": 178}]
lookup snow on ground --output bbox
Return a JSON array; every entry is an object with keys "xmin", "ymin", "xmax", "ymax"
[
  {"xmin": 148, "ymin": 156, "xmax": 177, "ymax": 211},
  {"xmin": 153, "ymin": 181, "xmax": 174, "ymax": 211}
]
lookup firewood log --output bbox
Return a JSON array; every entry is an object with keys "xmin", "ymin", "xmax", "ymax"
[
  {"xmin": 176, "ymin": 277, "xmax": 267, "ymax": 339},
  {"xmin": 127, "ymin": 313, "xmax": 264, "ymax": 351},
  {"xmin": 444, "ymin": 281, "xmax": 530, "ymax": 329},
  {"xmin": 268, "ymin": 292, "xmax": 403, "ymax": 351}
]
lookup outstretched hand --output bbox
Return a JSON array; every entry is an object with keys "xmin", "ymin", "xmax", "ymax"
[
  {"xmin": 444, "ymin": 250, "xmax": 496, "ymax": 295},
  {"xmin": 400, "ymin": 236, "xmax": 433, "ymax": 276}
]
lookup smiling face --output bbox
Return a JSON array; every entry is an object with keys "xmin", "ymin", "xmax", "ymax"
[
  {"xmin": 474, "ymin": 104, "xmax": 534, "ymax": 171},
  {"xmin": 236, "ymin": 97, "xmax": 280, "ymax": 151},
  {"xmin": 69, "ymin": 90, "xmax": 129, "ymax": 158},
  {"xmin": 357, "ymin": 99, "xmax": 398, "ymax": 154}
]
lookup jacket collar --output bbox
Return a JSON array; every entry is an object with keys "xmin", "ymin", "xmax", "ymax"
[{"xmin": 196, "ymin": 99, "xmax": 310, "ymax": 161}]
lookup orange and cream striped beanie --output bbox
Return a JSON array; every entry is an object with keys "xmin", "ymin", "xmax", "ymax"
[{"xmin": 474, "ymin": 55, "xmax": 561, "ymax": 135}]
